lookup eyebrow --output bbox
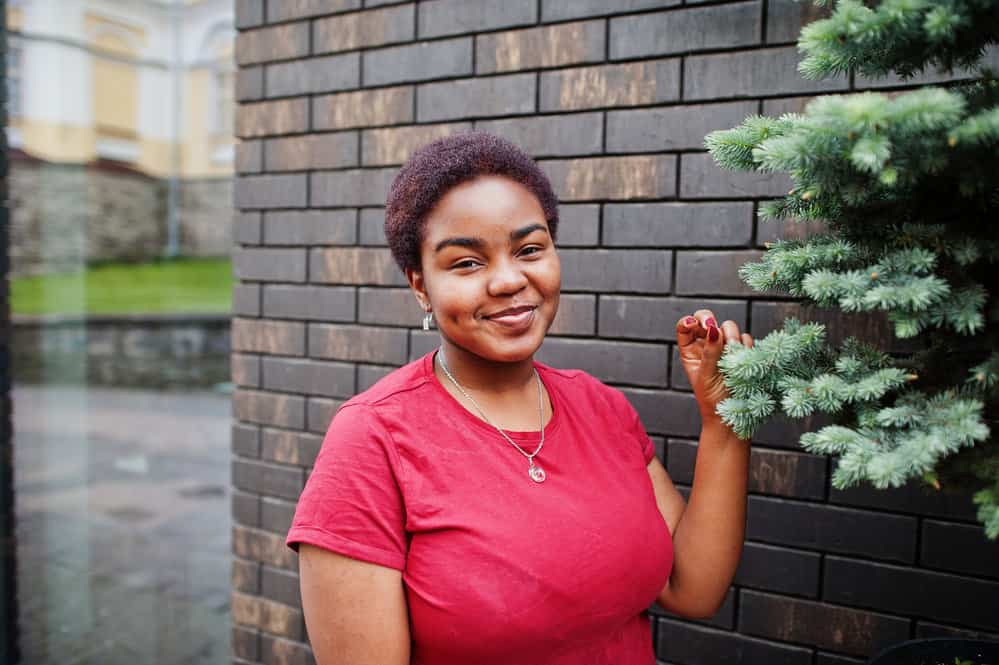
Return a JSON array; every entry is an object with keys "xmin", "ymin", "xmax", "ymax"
[{"xmin": 434, "ymin": 223, "xmax": 548, "ymax": 254}]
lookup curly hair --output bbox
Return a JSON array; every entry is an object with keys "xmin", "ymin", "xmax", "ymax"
[{"xmin": 384, "ymin": 131, "xmax": 560, "ymax": 273}]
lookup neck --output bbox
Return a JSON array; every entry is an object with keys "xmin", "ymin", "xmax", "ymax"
[{"xmin": 436, "ymin": 338, "xmax": 537, "ymax": 394}]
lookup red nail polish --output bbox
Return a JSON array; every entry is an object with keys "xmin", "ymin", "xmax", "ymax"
[
  {"xmin": 708, "ymin": 326, "xmax": 720, "ymax": 342},
  {"xmin": 706, "ymin": 317, "xmax": 717, "ymax": 328},
  {"xmin": 684, "ymin": 316, "xmax": 697, "ymax": 326}
]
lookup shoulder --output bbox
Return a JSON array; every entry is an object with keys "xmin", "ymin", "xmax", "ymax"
[{"xmin": 341, "ymin": 352, "xmax": 435, "ymax": 411}]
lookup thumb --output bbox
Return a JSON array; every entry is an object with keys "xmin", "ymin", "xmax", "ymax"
[{"xmin": 700, "ymin": 323, "xmax": 724, "ymax": 381}]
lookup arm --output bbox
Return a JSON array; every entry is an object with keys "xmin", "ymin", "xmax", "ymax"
[
  {"xmin": 648, "ymin": 418, "xmax": 749, "ymax": 618},
  {"xmin": 299, "ymin": 544, "xmax": 411, "ymax": 665}
]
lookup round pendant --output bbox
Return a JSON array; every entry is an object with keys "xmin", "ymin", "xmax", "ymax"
[{"xmin": 529, "ymin": 464, "xmax": 546, "ymax": 483}]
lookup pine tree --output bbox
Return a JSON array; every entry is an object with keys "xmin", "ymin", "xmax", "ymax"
[{"xmin": 706, "ymin": 0, "xmax": 999, "ymax": 538}]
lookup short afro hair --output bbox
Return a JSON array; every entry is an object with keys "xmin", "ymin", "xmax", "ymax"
[{"xmin": 384, "ymin": 131, "xmax": 559, "ymax": 273}]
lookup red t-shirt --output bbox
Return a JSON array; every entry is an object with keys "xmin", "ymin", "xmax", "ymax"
[{"xmin": 287, "ymin": 350, "xmax": 674, "ymax": 665}]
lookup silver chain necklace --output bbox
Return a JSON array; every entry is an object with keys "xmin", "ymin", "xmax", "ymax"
[{"xmin": 436, "ymin": 349, "xmax": 547, "ymax": 483}]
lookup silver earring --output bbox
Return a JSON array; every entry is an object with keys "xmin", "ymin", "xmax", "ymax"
[{"xmin": 422, "ymin": 311, "xmax": 434, "ymax": 331}]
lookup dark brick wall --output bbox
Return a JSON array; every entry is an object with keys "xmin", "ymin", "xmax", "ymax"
[{"xmin": 231, "ymin": 1, "xmax": 999, "ymax": 663}]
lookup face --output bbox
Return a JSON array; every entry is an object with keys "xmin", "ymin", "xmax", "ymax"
[{"xmin": 407, "ymin": 175, "xmax": 561, "ymax": 364}]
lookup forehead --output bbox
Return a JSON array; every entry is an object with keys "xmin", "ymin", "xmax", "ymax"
[{"xmin": 423, "ymin": 175, "xmax": 547, "ymax": 238}]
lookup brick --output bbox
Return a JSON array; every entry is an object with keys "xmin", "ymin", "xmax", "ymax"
[
  {"xmin": 231, "ymin": 591, "xmax": 303, "ymax": 640},
  {"xmin": 262, "ymin": 428, "xmax": 323, "ymax": 468},
  {"xmin": 261, "ymin": 566, "xmax": 301, "ymax": 608},
  {"xmin": 656, "ymin": 617, "xmax": 812, "ymax": 665},
  {"xmin": 236, "ymin": 140, "xmax": 263, "ymax": 174},
  {"xmin": 233, "ymin": 525, "xmax": 298, "ymax": 571},
  {"xmin": 261, "ymin": 285, "xmax": 356, "ymax": 322},
  {"xmin": 232, "ymin": 283, "xmax": 260, "ymax": 316},
  {"xmin": 313, "ymin": 86, "xmax": 414, "ymax": 130},
  {"xmin": 236, "ymin": 0, "xmax": 264, "ymax": 28},
  {"xmin": 603, "ymin": 202, "xmax": 753, "ymax": 247},
  {"xmin": 268, "ymin": 0, "xmax": 360, "ymax": 21},
  {"xmin": 417, "ymin": 73, "xmax": 536, "ymax": 122},
  {"xmin": 751, "ymin": 410, "xmax": 835, "ymax": 450},
  {"xmin": 260, "ymin": 634, "xmax": 314, "ymax": 665},
  {"xmin": 920, "ymin": 520, "xmax": 999, "ymax": 579},
  {"xmin": 358, "ymin": 287, "xmax": 423, "ymax": 326},
  {"xmin": 750, "ymin": 301, "xmax": 923, "ymax": 354},
  {"xmin": 915, "ymin": 621, "xmax": 999, "ymax": 640},
  {"xmin": 762, "ymin": 95, "xmax": 819, "ymax": 116},
  {"xmin": 236, "ymin": 23, "xmax": 310, "ymax": 66},
  {"xmin": 476, "ymin": 113, "xmax": 602, "ymax": 157},
  {"xmin": 233, "ymin": 423, "xmax": 261, "ymax": 458},
  {"xmin": 540, "ymin": 60, "xmax": 680, "ymax": 111},
  {"xmin": 418, "ymin": 0, "xmax": 536, "ymax": 38},
  {"xmin": 542, "ymin": 156, "xmax": 676, "ymax": 201},
  {"xmin": 675, "ymin": 250, "xmax": 769, "ymax": 297},
  {"xmin": 824, "ymin": 556, "xmax": 999, "ymax": 631},
  {"xmin": 364, "ymin": 38, "xmax": 472, "ymax": 86},
  {"xmin": 231, "ymin": 319, "xmax": 306, "ymax": 355},
  {"xmin": 735, "ymin": 541, "xmax": 821, "ymax": 597},
  {"xmin": 853, "ymin": 48, "xmax": 999, "ymax": 90},
  {"xmin": 362, "ymin": 123, "xmax": 472, "ymax": 167},
  {"xmin": 262, "ymin": 357, "xmax": 356, "ymax": 398},
  {"xmin": 670, "ymin": 345, "xmax": 689, "ymax": 390},
  {"xmin": 264, "ymin": 133, "xmax": 358, "ymax": 172},
  {"xmin": 606, "ymin": 101, "xmax": 756, "ymax": 153},
  {"xmin": 359, "ymin": 208, "xmax": 388, "ymax": 245},
  {"xmin": 681, "ymin": 153, "xmax": 793, "ymax": 199},
  {"xmin": 756, "ymin": 216, "xmax": 829, "ymax": 246},
  {"xmin": 477, "ymin": 21, "xmax": 604, "ymax": 74},
  {"xmin": 309, "ymin": 323, "xmax": 409, "ymax": 364},
  {"xmin": 234, "ymin": 458, "xmax": 304, "ymax": 500},
  {"xmin": 233, "ymin": 388, "xmax": 307, "ymax": 429},
  {"xmin": 308, "ymin": 397, "xmax": 344, "ymax": 433},
  {"xmin": 621, "ymin": 387, "xmax": 701, "ymax": 437},
  {"xmin": 313, "ymin": 4, "xmax": 414, "ymax": 55},
  {"xmin": 358, "ymin": 364, "xmax": 394, "ymax": 391},
  {"xmin": 262, "ymin": 210, "xmax": 357, "ymax": 246},
  {"xmin": 233, "ymin": 626, "xmax": 259, "ymax": 661},
  {"xmin": 599, "ymin": 296, "xmax": 745, "ymax": 342},
  {"xmin": 232, "ymin": 490, "xmax": 260, "ymax": 527},
  {"xmin": 235, "ymin": 212, "xmax": 262, "ymax": 244},
  {"xmin": 766, "ymin": 0, "xmax": 831, "ymax": 43},
  {"xmin": 610, "ymin": 3, "xmax": 761, "ymax": 59},
  {"xmin": 408, "ymin": 330, "xmax": 439, "ymax": 360},
  {"xmin": 237, "ymin": 66, "xmax": 264, "ymax": 101},
  {"xmin": 261, "ymin": 497, "xmax": 299, "ymax": 534},
  {"xmin": 266, "ymin": 53, "xmax": 359, "ymax": 98},
  {"xmin": 542, "ymin": 0, "xmax": 674, "ymax": 21},
  {"xmin": 747, "ymin": 495, "xmax": 917, "ymax": 562},
  {"xmin": 233, "ymin": 248, "xmax": 307, "ymax": 282},
  {"xmin": 234, "ymin": 174, "xmax": 307, "ymax": 209},
  {"xmin": 310, "ymin": 168, "xmax": 398, "ymax": 207},
  {"xmin": 739, "ymin": 590, "xmax": 910, "ymax": 657},
  {"xmin": 685, "ymin": 46, "xmax": 849, "ymax": 100},
  {"xmin": 232, "ymin": 353, "xmax": 261, "ymax": 387},
  {"xmin": 537, "ymin": 337, "xmax": 667, "ymax": 387},
  {"xmin": 232, "ymin": 557, "xmax": 261, "ymax": 594},
  {"xmin": 548, "ymin": 294, "xmax": 595, "ymax": 336},
  {"xmin": 310, "ymin": 247, "xmax": 405, "ymax": 286},
  {"xmin": 560, "ymin": 249, "xmax": 672, "ymax": 293},
  {"xmin": 555, "ymin": 204, "xmax": 599, "ymax": 247},
  {"xmin": 667, "ymin": 439, "xmax": 825, "ymax": 499}
]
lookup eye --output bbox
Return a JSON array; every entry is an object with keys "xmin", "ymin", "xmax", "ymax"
[
  {"xmin": 451, "ymin": 259, "xmax": 482, "ymax": 270},
  {"xmin": 519, "ymin": 245, "xmax": 544, "ymax": 257}
]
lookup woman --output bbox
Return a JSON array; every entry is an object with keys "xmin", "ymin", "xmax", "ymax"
[{"xmin": 286, "ymin": 132, "xmax": 754, "ymax": 665}]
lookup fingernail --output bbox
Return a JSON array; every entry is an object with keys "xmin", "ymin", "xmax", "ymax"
[
  {"xmin": 706, "ymin": 317, "xmax": 717, "ymax": 328},
  {"xmin": 708, "ymin": 326, "xmax": 720, "ymax": 342},
  {"xmin": 684, "ymin": 316, "xmax": 697, "ymax": 326}
]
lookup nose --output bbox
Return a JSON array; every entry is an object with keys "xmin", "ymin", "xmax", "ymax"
[{"xmin": 486, "ymin": 256, "xmax": 528, "ymax": 297}]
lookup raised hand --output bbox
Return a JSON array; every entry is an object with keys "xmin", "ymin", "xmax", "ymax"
[{"xmin": 674, "ymin": 310, "xmax": 754, "ymax": 424}]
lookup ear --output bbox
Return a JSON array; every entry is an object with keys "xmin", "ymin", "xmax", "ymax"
[{"xmin": 406, "ymin": 267, "xmax": 430, "ymax": 311}]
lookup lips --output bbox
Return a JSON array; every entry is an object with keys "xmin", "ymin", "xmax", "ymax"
[{"xmin": 484, "ymin": 305, "xmax": 536, "ymax": 320}]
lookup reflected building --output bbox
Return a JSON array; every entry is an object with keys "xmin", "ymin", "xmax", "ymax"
[{"xmin": 7, "ymin": 0, "xmax": 234, "ymax": 277}]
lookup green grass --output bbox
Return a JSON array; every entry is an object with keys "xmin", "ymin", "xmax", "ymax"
[{"xmin": 11, "ymin": 257, "xmax": 233, "ymax": 316}]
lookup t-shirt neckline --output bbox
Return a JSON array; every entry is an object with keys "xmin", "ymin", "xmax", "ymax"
[{"xmin": 422, "ymin": 349, "xmax": 562, "ymax": 442}]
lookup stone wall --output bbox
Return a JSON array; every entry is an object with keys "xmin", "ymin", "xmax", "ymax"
[
  {"xmin": 9, "ymin": 156, "xmax": 232, "ymax": 277},
  {"xmin": 231, "ymin": 1, "xmax": 999, "ymax": 664},
  {"xmin": 12, "ymin": 313, "xmax": 231, "ymax": 389}
]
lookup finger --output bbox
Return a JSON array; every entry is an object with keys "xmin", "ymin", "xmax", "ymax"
[
  {"xmin": 676, "ymin": 315, "xmax": 706, "ymax": 348},
  {"xmin": 699, "ymin": 316, "xmax": 725, "ymax": 376},
  {"xmin": 693, "ymin": 309, "xmax": 718, "ymax": 330},
  {"xmin": 741, "ymin": 332, "xmax": 754, "ymax": 348},
  {"xmin": 721, "ymin": 320, "xmax": 741, "ymax": 346}
]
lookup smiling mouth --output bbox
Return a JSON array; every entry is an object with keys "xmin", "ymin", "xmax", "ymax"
[{"xmin": 484, "ymin": 305, "xmax": 537, "ymax": 320}]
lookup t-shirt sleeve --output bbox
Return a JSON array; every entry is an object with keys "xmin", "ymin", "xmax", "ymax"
[{"xmin": 286, "ymin": 403, "xmax": 408, "ymax": 570}]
